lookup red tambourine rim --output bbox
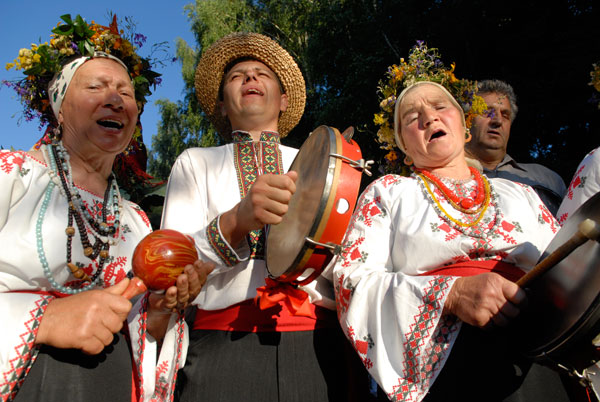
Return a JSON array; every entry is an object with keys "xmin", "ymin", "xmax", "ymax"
[{"xmin": 274, "ymin": 126, "xmax": 363, "ymax": 284}]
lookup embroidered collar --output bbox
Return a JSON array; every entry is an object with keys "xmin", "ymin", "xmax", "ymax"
[{"xmin": 231, "ymin": 130, "xmax": 281, "ymax": 144}]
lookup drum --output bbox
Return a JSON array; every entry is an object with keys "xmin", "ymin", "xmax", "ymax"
[
  {"xmin": 266, "ymin": 126, "xmax": 372, "ymax": 285},
  {"xmin": 513, "ymin": 192, "xmax": 600, "ymax": 386}
]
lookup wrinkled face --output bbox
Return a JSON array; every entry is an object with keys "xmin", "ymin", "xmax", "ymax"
[
  {"xmin": 220, "ymin": 59, "xmax": 288, "ymax": 131},
  {"xmin": 59, "ymin": 58, "xmax": 138, "ymax": 156},
  {"xmin": 398, "ymin": 83, "xmax": 467, "ymax": 169},
  {"xmin": 470, "ymin": 92, "xmax": 512, "ymax": 153}
]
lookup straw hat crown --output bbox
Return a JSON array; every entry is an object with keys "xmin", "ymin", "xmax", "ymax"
[{"xmin": 195, "ymin": 32, "xmax": 306, "ymax": 140}]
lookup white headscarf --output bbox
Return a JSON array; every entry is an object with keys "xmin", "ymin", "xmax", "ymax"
[
  {"xmin": 393, "ymin": 81, "xmax": 466, "ymax": 152},
  {"xmin": 48, "ymin": 51, "xmax": 129, "ymax": 119}
]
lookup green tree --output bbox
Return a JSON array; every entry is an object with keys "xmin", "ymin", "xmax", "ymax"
[
  {"xmin": 148, "ymin": 0, "xmax": 260, "ymax": 179},
  {"xmin": 150, "ymin": 0, "xmax": 600, "ymax": 187},
  {"xmin": 148, "ymin": 0, "xmax": 322, "ymax": 179}
]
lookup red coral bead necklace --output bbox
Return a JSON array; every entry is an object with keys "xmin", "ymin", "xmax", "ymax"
[{"xmin": 415, "ymin": 166, "xmax": 486, "ymax": 213}]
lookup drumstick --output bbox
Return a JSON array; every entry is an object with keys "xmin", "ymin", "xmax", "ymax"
[{"xmin": 517, "ymin": 218, "xmax": 600, "ymax": 287}]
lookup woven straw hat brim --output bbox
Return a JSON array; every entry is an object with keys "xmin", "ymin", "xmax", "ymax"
[{"xmin": 195, "ymin": 32, "xmax": 306, "ymax": 140}]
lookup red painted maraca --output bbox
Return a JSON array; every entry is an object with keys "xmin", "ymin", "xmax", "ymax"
[{"xmin": 131, "ymin": 229, "xmax": 198, "ymax": 292}]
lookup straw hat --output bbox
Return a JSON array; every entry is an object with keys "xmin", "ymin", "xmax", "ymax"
[{"xmin": 195, "ymin": 32, "xmax": 306, "ymax": 140}]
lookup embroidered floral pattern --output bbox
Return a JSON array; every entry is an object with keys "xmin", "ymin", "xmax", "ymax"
[
  {"xmin": 538, "ymin": 204, "xmax": 559, "ymax": 234},
  {"xmin": 102, "ymin": 256, "xmax": 128, "ymax": 286},
  {"xmin": 0, "ymin": 295, "xmax": 53, "ymax": 401},
  {"xmin": 558, "ymin": 148, "xmax": 599, "ymax": 225},
  {"xmin": 347, "ymin": 326, "xmax": 374, "ymax": 370},
  {"xmin": 335, "ymin": 273, "xmax": 353, "ymax": 318},
  {"xmin": 357, "ymin": 196, "xmax": 385, "ymax": 227},
  {"xmin": 340, "ymin": 237, "xmax": 367, "ymax": 268},
  {"xmin": 380, "ymin": 174, "xmax": 402, "ymax": 188},
  {"xmin": 148, "ymin": 311, "xmax": 185, "ymax": 402},
  {"xmin": 0, "ymin": 151, "xmax": 26, "ymax": 175}
]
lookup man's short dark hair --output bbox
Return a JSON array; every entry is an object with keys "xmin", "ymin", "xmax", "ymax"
[{"xmin": 478, "ymin": 79, "xmax": 518, "ymax": 122}]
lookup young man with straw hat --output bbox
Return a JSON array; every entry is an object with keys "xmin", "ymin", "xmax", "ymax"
[{"xmin": 161, "ymin": 32, "xmax": 366, "ymax": 401}]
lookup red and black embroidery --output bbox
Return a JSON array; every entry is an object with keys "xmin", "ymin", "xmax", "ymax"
[
  {"xmin": 131, "ymin": 204, "xmax": 151, "ymax": 229},
  {"xmin": 538, "ymin": 204, "xmax": 559, "ymax": 234},
  {"xmin": 357, "ymin": 196, "xmax": 385, "ymax": 227},
  {"xmin": 149, "ymin": 311, "xmax": 185, "ymax": 402},
  {"xmin": 0, "ymin": 295, "xmax": 54, "ymax": 401},
  {"xmin": 232, "ymin": 131, "xmax": 283, "ymax": 260},
  {"xmin": 206, "ymin": 217, "xmax": 240, "ymax": 266},
  {"xmin": 340, "ymin": 236, "xmax": 367, "ymax": 268},
  {"xmin": 389, "ymin": 276, "xmax": 456, "ymax": 402}
]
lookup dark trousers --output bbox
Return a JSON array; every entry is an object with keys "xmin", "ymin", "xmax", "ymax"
[
  {"xmin": 424, "ymin": 325, "xmax": 571, "ymax": 402},
  {"xmin": 14, "ymin": 332, "xmax": 132, "ymax": 402},
  {"xmin": 175, "ymin": 327, "xmax": 371, "ymax": 402}
]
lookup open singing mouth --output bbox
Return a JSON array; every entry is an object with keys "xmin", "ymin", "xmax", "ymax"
[{"xmin": 97, "ymin": 119, "xmax": 125, "ymax": 129}]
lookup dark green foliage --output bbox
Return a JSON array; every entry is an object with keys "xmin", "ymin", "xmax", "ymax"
[{"xmin": 151, "ymin": 0, "xmax": 600, "ymax": 189}]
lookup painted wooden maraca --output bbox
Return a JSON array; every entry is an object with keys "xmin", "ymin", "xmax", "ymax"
[{"xmin": 131, "ymin": 229, "xmax": 198, "ymax": 292}]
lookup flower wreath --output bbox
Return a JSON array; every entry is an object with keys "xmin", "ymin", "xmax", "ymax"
[
  {"xmin": 373, "ymin": 41, "xmax": 487, "ymax": 174},
  {"xmin": 3, "ymin": 13, "xmax": 168, "ymax": 202}
]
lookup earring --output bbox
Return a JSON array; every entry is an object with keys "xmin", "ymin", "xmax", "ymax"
[
  {"xmin": 123, "ymin": 139, "xmax": 136, "ymax": 155},
  {"xmin": 404, "ymin": 155, "xmax": 413, "ymax": 166},
  {"xmin": 465, "ymin": 128, "xmax": 472, "ymax": 143},
  {"xmin": 51, "ymin": 124, "xmax": 63, "ymax": 142}
]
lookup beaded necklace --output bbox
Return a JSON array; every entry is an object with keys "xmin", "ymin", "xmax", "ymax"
[
  {"xmin": 415, "ymin": 170, "xmax": 503, "ymax": 238},
  {"xmin": 37, "ymin": 141, "xmax": 122, "ymax": 294},
  {"xmin": 417, "ymin": 172, "xmax": 491, "ymax": 228},
  {"xmin": 415, "ymin": 166, "xmax": 485, "ymax": 213}
]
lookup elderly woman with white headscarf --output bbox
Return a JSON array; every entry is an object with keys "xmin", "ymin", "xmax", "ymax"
[
  {"xmin": 332, "ymin": 81, "xmax": 571, "ymax": 402},
  {"xmin": 0, "ymin": 16, "xmax": 211, "ymax": 402}
]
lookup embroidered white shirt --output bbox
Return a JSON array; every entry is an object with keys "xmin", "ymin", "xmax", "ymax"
[{"xmin": 333, "ymin": 173, "xmax": 558, "ymax": 402}]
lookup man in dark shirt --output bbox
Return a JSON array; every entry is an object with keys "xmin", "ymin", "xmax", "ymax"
[{"xmin": 466, "ymin": 79, "xmax": 566, "ymax": 216}]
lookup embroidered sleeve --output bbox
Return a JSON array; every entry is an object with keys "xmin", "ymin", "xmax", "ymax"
[
  {"xmin": 0, "ymin": 151, "xmax": 30, "ymax": 229},
  {"xmin": 0, "ymin": 293, "xmax": 54, "ymax": 401},
  {"xmin": 332, "ymin": 175, "xmax": 460, "ymax": 402},
  {"xmin": 206, "ymin": 215, "xmax": 250, "ymax": 266},
  {"xmin": 162, "ymin": 152, "xmax": 248, "ymax": 272},
  {"xmin": 557, "ymin": 147, "xmax": 600, "ymax": 224}
]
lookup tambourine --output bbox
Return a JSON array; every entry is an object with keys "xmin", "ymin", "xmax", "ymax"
[{"xmin": 265, "ymin": 126, "xmax": 372, "ymax": 285}]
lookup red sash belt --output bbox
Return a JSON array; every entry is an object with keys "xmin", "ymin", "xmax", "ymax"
[
  {"xmin": 192, "ymin": 297, "xmax": 337, "ymax": 332},
  {"xmin": 423, "ymin": 260, "xmax": 526, "ymax": 281}
]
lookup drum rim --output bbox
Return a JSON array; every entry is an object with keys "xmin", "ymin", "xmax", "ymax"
[
  {"xmin": 291, "ymin": 127, "xmax": 340, "ymax": 271},
  {"xmin": 266, "ymin": 126, "xmax": 339, "ymax": 276}
]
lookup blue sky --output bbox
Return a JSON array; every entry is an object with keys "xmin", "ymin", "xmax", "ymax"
[{"xmin": 0, "ymin": 0, "xmax": 197, "ymax": 151}]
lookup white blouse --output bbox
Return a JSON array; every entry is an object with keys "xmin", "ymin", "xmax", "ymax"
[
  {"xmin": 332, "ymin": 173, "xmax": 559, "ymax": 402},
  {"xmin": 0, "ymin": 150, "xmax": 182, "ymax": 402},
  {"xmin": 161, "ymin": 143, "xmax": 336, "ymax": 312},
  {"xmin": 557, "ymin": 147, "xmax": 600, "ymax": 224}
]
